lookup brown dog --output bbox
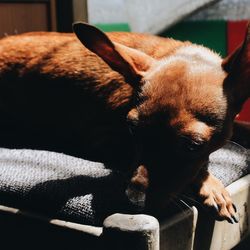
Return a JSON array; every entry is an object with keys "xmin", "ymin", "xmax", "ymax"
[{"xmin": 0, "ymin": 22, "xmax": 249, "ymax": 223}]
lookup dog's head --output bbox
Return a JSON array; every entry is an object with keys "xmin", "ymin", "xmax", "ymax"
[{"xmin": 73, "ymin": 22, "xmax": 250, "ymax": 205}]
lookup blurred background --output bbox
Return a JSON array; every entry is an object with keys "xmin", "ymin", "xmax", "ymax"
[{"xmin": 0, "ymin": 0, "xmax": 249, "ymax": 121}]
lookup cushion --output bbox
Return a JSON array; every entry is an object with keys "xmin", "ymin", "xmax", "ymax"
[
  {"xmin": 0, "ymin": 141, "xmax": 248, "ymax": 226},
  {"xmin": 209, "ymin": 142, "xmax": 249, "ymax": 186}
]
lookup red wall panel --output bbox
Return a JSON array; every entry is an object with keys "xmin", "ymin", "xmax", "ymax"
[{"xmin": 227, "ymin": 20, "xmax": 250, "ymax": 122}]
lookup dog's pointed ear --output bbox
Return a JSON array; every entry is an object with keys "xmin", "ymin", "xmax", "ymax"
[
  {"xmin": 222, "ymin": 22, "xmax": 250, "ymax": 103},
  {"xmin": 73, "ymin": 22, "xmax": 155, "ymax": 86}
]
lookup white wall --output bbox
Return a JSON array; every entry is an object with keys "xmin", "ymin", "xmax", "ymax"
[
  {"xmin": 88, "ymin": 0, "xmax": 127, "ymax": 24},
  {"xmin": 189, "ymin": 0, "xmax": 250, "ymax": 20},
  {"xmin": 87, "ymin": 0, "xmax": 218, "ymax": 33}
]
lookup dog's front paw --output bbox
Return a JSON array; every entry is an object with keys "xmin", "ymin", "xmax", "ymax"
[{"xmin": 198, "ymin": 174, "xmax": 238, "ymax": 223}]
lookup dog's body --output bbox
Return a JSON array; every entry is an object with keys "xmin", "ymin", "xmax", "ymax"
[
  {"xmin": 0, "ymin": 23, "xmax": 249, "ymax": 223},
  {"xmin": 0, "ymin": 31, "xmax": 185, "ymax": 165}
]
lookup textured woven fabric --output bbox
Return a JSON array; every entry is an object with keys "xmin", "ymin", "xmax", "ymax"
[
  {"xmin": 0, "ymin": 142, "xmax": 248, "ymax": 225},
  {"xmin": 209, "ymin": 142, "xmax": 249, "ymax": 186},
  {"xmin": 0, "ymin": 149, "xmax": 130, "ymax": 225}
]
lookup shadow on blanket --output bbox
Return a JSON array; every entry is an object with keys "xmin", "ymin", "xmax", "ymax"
[{"xmin": 0, "ymin": 142, "xmax": 248, "ymax": 226}]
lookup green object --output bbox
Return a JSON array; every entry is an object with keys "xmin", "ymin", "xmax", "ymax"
[
  {"xmin": 161, "ymin": 20, "xmax": 227, "ymax": 57},
  {"xmin": 95, "ymin": 23, "xmax": 131, "ymax": 32}
]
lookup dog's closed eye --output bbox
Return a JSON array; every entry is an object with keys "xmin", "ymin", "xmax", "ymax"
[{"xmin": 177, "ymin": 135, "xmax": 206, "ymax": 155}]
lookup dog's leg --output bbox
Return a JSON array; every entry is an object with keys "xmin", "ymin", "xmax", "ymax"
[
  {"xmin": 193, "ymin": 168, "xmax": 238, "ymax": 223},
  {"xmin": 126, "ymin": 165, "xmax": 149, "ymax": 209},
  {"xmin": 232, "ymin": 120, "xmax": 250, "ymax": 148}
]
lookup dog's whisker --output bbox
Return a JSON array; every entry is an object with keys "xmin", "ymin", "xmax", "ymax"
[
  {"xmin": 169, "ymin": 197, "xmax": 188, "ymax": 214},
  {"xmin": 179, "ymin": 194, "xmax": 203, "ymax": 207},
  {"xmin": 178, "ymin": 199, "xmax": 192, "ymax": 210},
  {"xmin": 169, "ymin": 197, "xmax": 184, "ymax": 211},
  {"xmin": 170, "ymin": 195, "xmax": 192, "ymax": 215}
]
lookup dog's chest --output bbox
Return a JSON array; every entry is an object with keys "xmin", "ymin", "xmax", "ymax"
[{"xmin": 0, "ymin": 72, "xmax": 134, "ymax": 163}]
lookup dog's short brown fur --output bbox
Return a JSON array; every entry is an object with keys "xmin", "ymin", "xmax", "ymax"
[{"xmin": 0, "ymin": 22, "xmax": 249, "ymax": 223}]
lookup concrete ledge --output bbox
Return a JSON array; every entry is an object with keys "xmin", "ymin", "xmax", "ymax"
[
  {"xmin": 209, "ymin": 175, "xmax": 250, "ymax": 250},
  {"xmin": 103, "ymin": 213, "xmax": 159, "ymax": 250},
  {"xmin": 195, "ymin": 174, "xmax": 250, "ymax": 250},
  {"xmin": 0, "ymin": 174, "xmax": 249, "ymax": 249},
  {"xmin": 160, "ymin": 206, "xmax": 198, "ymax": 250}
]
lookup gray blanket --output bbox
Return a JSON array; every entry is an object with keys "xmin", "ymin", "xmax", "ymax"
[{"xmin": 0, "ymin": 142, "xmax": 249, "ymax": 226}]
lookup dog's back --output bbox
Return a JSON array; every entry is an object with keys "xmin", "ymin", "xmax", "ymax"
[{"xmin": 0, "ymin": 31, "xmax": 184, "ymax": 165}]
